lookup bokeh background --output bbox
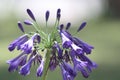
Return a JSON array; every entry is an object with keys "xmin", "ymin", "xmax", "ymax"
[{"xmin": 0, "ymin": 0, "xmax": 120, "ymax": 80}]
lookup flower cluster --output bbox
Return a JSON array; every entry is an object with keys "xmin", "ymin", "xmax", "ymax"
[{"xmin": 7, "ymin": 8, "xmax": 97, "ymax": 80}]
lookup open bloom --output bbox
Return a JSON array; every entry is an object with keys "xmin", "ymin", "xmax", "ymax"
[
  {"xmin": 7, "ymin": 8, "xmax": 97, "ymax": 80},
  {"xmin": 8, "ymin": 34, "xmax": 28, "ymax": 51},
  {"xmin": 20, "ymin": 33, "xmax": 40, "ymax": 54}
]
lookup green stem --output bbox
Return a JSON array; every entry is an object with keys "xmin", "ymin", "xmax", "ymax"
[{"xmin": 41, "ymin": 49, "xmax": 51, "ymax": 80}]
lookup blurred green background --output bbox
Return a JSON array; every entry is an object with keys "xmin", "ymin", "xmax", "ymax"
[{"xmin": 0, "ymin": 0, "xmax": 120, "ymax": 80}]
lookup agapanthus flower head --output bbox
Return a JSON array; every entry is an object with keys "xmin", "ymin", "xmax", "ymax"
[{"xmin": 7, "ymin": 8, "xmax": 97, "ymax": 80}]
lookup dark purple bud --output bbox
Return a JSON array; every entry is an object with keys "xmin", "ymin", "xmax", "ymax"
[
  {"xmin": 59, "ymin": 24, "xmax": 64, "ymax": 30},
  {"xmin": 27, "ymin": 9, "xmax": 36, "ymax": 21},
  {"xmin": 56, "ymin": 8, "xmax": 61, "ymax": 21},
  {"xmin": 45, "ymin": 10, "xmax": 50, "ymax": 22},
  {"xmin": 18, "ymin": 21, "xmax": 24, "ymax": 33},
  {"xmin": 66, "ymin": 22, "xmax": 71, "ymax": 30},
  {"xmin": 77, "ymin": 22, "xmax": 86, "ymax": 32},
  {"xmin": 57, "ymin": 8, "xmax": 61, "ymax": 14},
  {"xmin": 24, "ymin": 20, "xmax": 33, "ymax": 25},
  {"xmin": 36, "ymin": 59, "xmax": 44, "ymax": 77}
]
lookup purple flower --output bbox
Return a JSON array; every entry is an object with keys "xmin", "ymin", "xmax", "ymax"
[
  {"xmin": 49, "ymin": 49, "xmax": 58, "ymax": 71},
  {"xmin": 70, "ymin": 50, "xmax": 97, "ymax": 78},
  {"xmin": 59, "ymin": 30, "xmax": 83, "ymax": 54},
  {"xmin": 19, "ymin": 56, "xmax": 35, "ymax": 76},
  {"xmin": 54, "ymin": 41, "xmax": 63, "ymax": 59},
  {"xmin": 72, "ymin": 37, "xmax": 94, "ymax": 54},
  {"xmin": 77, "ymin": 54, "xmax": 97, "ymax": 70},
  {"xmin": 8, "ymin": 34, "xmax": 28, "ymax": 51},
  {"xmin": 7, "ymin": 52, "xmax": 27, "ymax": 72},
  {"xmin": 36, "ymin": 59, "xmax": 44, "ymax": 77},
  {"xmin": 20, "ymin": 33, "xmax": 40, "ymax": 54},
  {"xmin": 62, "ymin": 61, "xmax": 77, "ymax": 77},
  {"xmin": 60, "ymin": 62, "xmax": 76, "ymax": 80},
  {"xmin": 59, "ymin": 31, "xmax": 72, "ymax": 48}
]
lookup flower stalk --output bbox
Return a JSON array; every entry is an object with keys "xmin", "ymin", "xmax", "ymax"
[{"xmin": 41, "ymin": 49, "xmax": 51, "ymax": 80}]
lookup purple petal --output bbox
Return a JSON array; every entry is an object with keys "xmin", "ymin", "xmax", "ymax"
[
  {"xmin": 54, "ymin": 42, "xmax": 63, "ymax": 59},
  {"xmin": 76, "ymin": 64, "xmax": 89, "ymax": 78},
  {"xmin": 17, "ymin": 36, "xmax": 29, "ymax": 50},
  {"xmin": 20, "ymin": 33, "xmax": 40, "ymax": 54},
  {"xmin": 62, "ymin": 61, "xmax": 77, "ymax": 77},
  {"xmin": 62, "ymin": 41, "xmax": 72, "ymax": 49},
  {"xmin": 78, "ymin": 54, "xmax": 97, "ymax": 68},
  {"xmin": 27, "ymin": 9, "xmax": 36, "ymax": 21},
  {"xmin": 60, "ymin": 64, "xmax": 70, "ymax": 80},
  {"xmin": 8, "ymin": 34, "xmax": 28, "ymax": 51},
  {"xmin": 19, "ymin": 55, "xmax": 27, "ymax": 66},
  {"xmin": 7, "ymin": 53, "xmax": 26, "ymax": 72},
  {"xmin": 60, "ymin": 63, "xmax": 76, "ymax": 80},
  {"xmin": 72, "ymin": 37, "xmax": 94, "ymax": 54},
  {"xmin": 36, "ymin": 59, "xmax": 44, "ymax": 77},
  {"xmin": 49, "ymin": 60, "xmax": 57, "ymax": 71},
  {"xmin": 18, "ymin": 21, "xmax": 24, "ymax": 33},
  {"xmin": 19, "ymin": 56, "xmax": 35, "ymax": 76},
  {"xmin": 71, "ymin": 43, "xmax": 83, "ymax": 54}
]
